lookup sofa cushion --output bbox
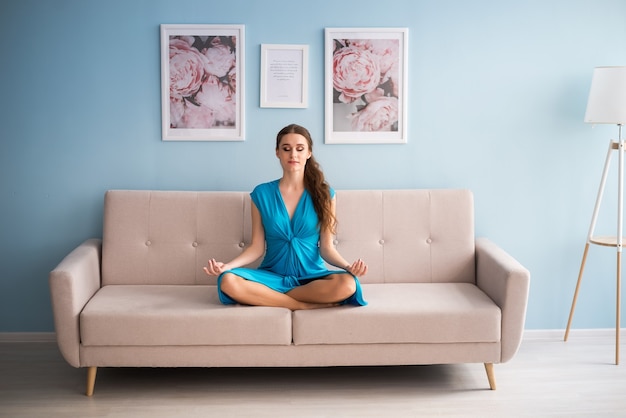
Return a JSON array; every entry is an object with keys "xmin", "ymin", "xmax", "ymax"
[
  {"xmin": 292, "ymin": 283, "xmax": 501, "ymax": 345},
  {"xmin": 80, "ymin": 285, "xmax": 292, "ymax": 346}
]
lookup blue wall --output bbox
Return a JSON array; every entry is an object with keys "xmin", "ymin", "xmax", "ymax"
[{"xmin": 1, "ymin": 0, "xmax": 625, "ymax": 332}]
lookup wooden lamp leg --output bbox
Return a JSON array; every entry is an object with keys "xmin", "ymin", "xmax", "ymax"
[{"xmin": 565, "ymin": 243, "xmax": 590, "ymax": 341}]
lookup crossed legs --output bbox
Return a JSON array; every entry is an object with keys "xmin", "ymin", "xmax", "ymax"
[{"xmin": 219, "ymin": 273, "xmax": 356, "ymax": 310}]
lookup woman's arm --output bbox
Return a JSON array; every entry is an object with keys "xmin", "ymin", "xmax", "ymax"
[
  {"xmin": 319, "ymin": 197, "xmax": 368, "ymax": 277},
  {"xmin": 204, "ymin": 202, "xmax": 266, "ymax": 276}
]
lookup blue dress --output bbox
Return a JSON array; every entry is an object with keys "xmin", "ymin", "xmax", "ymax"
[{"xmin": 217, "ymin": 179, "xmax": 367, "ymax": 306}]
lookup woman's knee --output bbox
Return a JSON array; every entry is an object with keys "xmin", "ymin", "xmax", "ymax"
[
  {"xmin": 219, "ymin": 273, "xmax": 241, "ymax": 295},
  {"xmin": 334, "ymin": 274, "xmax": 356, "ymax": 298}
]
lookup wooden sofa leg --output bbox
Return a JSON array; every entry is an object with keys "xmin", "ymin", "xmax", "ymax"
[
  {"xmin": 86, "ymin": 366, "xmax": 98, "ymax": 396},
  {"xmin": 484, "ymin": 363, "xmax": 496, "ymax": 390}
]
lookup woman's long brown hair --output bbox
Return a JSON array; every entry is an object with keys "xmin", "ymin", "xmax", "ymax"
[{"xmin": 276, "ymin": 124, "xmax": 337, "ymax": 234}]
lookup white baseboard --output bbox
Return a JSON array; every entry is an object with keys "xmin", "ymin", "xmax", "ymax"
[
  {"xmin": 0, "ymin": 332, "xmax": 56, "ymax": 343},
  {"xmin": 523, "ymin": 328, "xmax": 620, "ymax": 341}
]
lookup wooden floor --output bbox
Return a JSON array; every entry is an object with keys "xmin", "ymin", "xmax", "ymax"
[{"xmin": 0, "ymin": 331, "xmax": 625, "ymax": 417}]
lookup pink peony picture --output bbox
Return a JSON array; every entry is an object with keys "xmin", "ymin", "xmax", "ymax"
[
  {"xmin": 325, "ymin": 28, "xmax": 407, "ymax": 144},
  {"xmin": 161, "ymin": 25, "xmax": 245, "ymax": 141}
]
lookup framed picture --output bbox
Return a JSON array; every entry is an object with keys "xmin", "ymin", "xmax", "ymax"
[
  {"xmin": 260, "ymin": 44, "xmax": 309, "ymax": 108},
  {"xmin": 160, "ymin": 24, "xmax": 245, "ymax": 141},
  {"xmin": 325, "ymin": 28, "xmax": 408, "ymax": 144}
]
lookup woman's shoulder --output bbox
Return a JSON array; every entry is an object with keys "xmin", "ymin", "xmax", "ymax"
[
  {"xmin": 250, "ymin": 179, "xmax": 280, "ymax": 201},
  {"xmin": 252, "ymin": 179, "xmax": 280, "ymax": 193}
]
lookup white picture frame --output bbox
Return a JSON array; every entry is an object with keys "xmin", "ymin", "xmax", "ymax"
[
  {"xmin": 161, "ymin": 24, "xmax": 245, "ymax": 141},
  {"xmin": 260, "ymin": 44, "xmax": 309, "ymax": 108},
  {"xmin": 325, "ymin": 28, "xmax": 408, "ymax": 144}
]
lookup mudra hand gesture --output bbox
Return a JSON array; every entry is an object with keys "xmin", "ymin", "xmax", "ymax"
[
  {"xmin": 203, "ymin": 259, "xmax": 228, "ymax": 277},
  {"xmin": 345, "ymin": 259, "xmax": 368, "ymax": 277}
]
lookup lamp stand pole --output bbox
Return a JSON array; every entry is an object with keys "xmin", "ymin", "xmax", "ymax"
[{"xmin": 565, "ymin": 124, "xmax": 623, "ymax": 365}]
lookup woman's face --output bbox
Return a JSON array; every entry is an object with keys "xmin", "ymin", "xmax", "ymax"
[{"xmin": 276, "ymin": 133, "xmax": 311, "ymax": 173}]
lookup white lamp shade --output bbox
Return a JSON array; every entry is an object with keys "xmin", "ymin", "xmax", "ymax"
[{"xmin": 584, "ymin": 66, "xmax": 626, "ymax": 125}]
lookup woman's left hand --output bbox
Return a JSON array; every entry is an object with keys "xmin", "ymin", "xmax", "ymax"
[
  {"xmin": 345, "ymin": 259, "xmax": 368, "ymax": 277},
  {"xmin": 204, "ymin": 259, "xmax": 228, "ymax": 277}
]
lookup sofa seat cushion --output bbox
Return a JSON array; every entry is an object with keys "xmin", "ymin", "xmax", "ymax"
[
  {"xmin": 80, "ymin": 285, "xmax": 292, "ymax": 346},
  {"xmin": 292, "ymin": 283, "xmax": 501, "ymax": 345}
]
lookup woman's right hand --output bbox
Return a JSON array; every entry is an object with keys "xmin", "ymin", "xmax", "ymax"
[{"xmin": 203, "ymin": 259, "xmax": 228, "ymax": 276}]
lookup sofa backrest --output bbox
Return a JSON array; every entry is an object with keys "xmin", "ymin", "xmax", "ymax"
[
  {"xmin": 101, "ymin": 189, "xmax": 475, "ymax": 286},
  {"xmin": 334, "ymin": 189, "xmax": 475, "ymax": 284}
]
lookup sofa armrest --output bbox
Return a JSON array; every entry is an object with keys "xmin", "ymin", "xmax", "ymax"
[
  {"xmin": 475, "ymin": 237, "xmax": 530, "ymax": 363},
  {"xmin": 49, "ymin": 239, "xmax": 102, "ymax": 367}
]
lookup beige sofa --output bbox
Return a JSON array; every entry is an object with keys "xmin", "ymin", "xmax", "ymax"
[{"xmin": 49, "ymin": 189, "xmax": 530, "ymax": 396}]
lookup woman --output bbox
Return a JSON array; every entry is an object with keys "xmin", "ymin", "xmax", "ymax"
[{"xmin": 204, "ymin": 124, "xmax": 367, "ymax": 310}]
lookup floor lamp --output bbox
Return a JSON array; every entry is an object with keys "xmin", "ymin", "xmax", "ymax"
[{"xmin": 565, "ymin": 66, "xmax": 626, "ymax": 365}]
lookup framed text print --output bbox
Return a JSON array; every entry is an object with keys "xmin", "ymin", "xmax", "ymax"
[
  {"xmin": 161, "ymin": 24, "xmax": 245, "ymax": 141},
  {"xmin": 260, "ymin": 44, "xmax": 309, "ymax": 108},
  {"xmin": 325, "ymin": 28, "xmax": 408, "ymax": 144}
]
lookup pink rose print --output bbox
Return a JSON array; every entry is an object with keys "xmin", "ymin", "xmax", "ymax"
[
  {"xmin": 195, "ymin": 75, "xmax": 236, "ymax": 126},
  {"xmin": 178, "ymin": 97, "xmax": 216, "ymax": 129},
  {"xmin": 350, "ymin": 96, "xmax": 398, "ymax": 132},
  {"xmin": 368, "ymin": 40, "xmax": 399, "ymax": 78},
  {"xmin": 169, "ymin": 39, "xmax": 209, "ymax": 99},
  {"xmin": 333, "ymin": 46, "xmax": 381, "ymax": 104},
  {"xmin": 168, "ymin": 35, "xmax": 237, "ymax": 129},
  {"xmin": 332, "ymin": 38, "xmax": 401, "ymax": 133},
  {"xmin": 203, "ymin": 44, "xmax": 235, "ymax": 78}
]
